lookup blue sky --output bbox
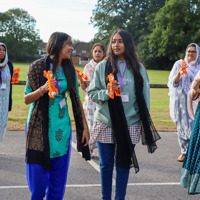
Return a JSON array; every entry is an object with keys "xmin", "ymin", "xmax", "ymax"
[{"xmin": 1, "ymin": 0, "xmax": 98, "ymax": 42}]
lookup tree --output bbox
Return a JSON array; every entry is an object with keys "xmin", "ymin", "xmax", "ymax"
[
  {"xmin": 90, "ymin": 0, "xmax": 165, "ymax": 68},
  {"xmin": 72, "ymin": 39, "xmax": 81, "ymax": 45},
  {"xmin": 149, "ymin": 0, "xmax": 200, "ymax": 66},
  {"xmin": 90, "ymin": 0, "xmax": 200, "ymax": 70},
  {"xmin": 0, "ymin": 8, "xmax": 41, "ymax": 61}
]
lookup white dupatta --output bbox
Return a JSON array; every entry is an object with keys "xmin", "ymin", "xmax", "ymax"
[
  {"xmin": 168, "ymin": 43, "xmax": 200, "ymax": 123},
  {"xmin": 0, "ymin": 43, "xmax": 8, "ymax": 67}
]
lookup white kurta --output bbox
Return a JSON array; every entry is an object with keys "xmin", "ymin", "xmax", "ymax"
[{"xmin": 168, "ymin": 59, "xmax": 200, "ymax": 154}]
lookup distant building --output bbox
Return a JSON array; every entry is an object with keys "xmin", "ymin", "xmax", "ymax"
[
  {"xmin": 37, "ymin": 41, "xmax": 91, "ymax": 66},
  {"xmin": 72, "ymin": 42, "xmax": 91, "ymax": 66},
  {"xmin": 38, "ymin": 42, "xmax": 47, "ymax": 56}
]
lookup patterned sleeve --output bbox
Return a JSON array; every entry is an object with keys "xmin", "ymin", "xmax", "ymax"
[
  {"xmin": 168, "ymin": 60, "xmax": 181, "ymax": 88},
  {"xmin": 83, "ymin": 64, "xmax": 89, "ymax": 78},
  {"xmin": 140, "ymin": 64, "xmax": 150, "ymax": 110},
  {"xmin": 88, "ymin": 61, "xmax": 110, "ymax": 105},
  {"xmin": 82, "ymin": 63, "xmax": 91, "ymax": 94}
]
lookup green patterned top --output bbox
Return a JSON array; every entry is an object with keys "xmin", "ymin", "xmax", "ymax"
[{"xmin": 25, "ymin": 66, "xmax": 80, "ymax": 158}]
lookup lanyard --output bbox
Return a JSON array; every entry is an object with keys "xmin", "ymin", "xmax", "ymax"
[
  {"xmin": 117, "ymin": 60, "xmax": 126, "ymax": 91},
  {"xmin": 50, "ymin": 63, "xmax": 62, "ymax": 93}
]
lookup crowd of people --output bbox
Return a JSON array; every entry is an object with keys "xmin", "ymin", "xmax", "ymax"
[{"xmin": 1, "ymin": 29, "xmax": 200, "ymax": 199}]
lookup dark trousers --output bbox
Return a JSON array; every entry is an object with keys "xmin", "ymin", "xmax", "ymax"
[{"xmin": 97, "ymin": 141, "xmax": 135, "ymax": 200}]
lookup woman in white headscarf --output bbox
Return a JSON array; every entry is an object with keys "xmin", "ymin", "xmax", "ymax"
[
  {"xmin": 0, "ymin": 43, "xmax": 13, "ymax": 142},
  {"xmin": 168, "ymin": 43, "xmax": 200, "ymax": 162}
]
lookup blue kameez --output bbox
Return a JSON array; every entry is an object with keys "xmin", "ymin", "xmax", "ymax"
[{"xmin": 0, "ymin": 64, "xmax": 11, "ymax": 142}]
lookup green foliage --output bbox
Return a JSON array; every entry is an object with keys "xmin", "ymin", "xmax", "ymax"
[
  {"xmin": 0, "ymin": 8, "xmax": 41, "ymax": 62},
  {"xmin": 90, "ymin": 0, "xmax": 200, "ymax": 70},
  {"xmin": 149, "ymin": 0, "xmax": 200, "ymax": 62},
  {"xmin": 90, "ymin": 0, "xmax": 166, "ymax": 68}
]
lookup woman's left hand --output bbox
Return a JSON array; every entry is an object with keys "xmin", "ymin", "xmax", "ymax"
[
  {"xmin": 81, "ymin": 129, "xmax": 90, "ymax": 146},
  {"xmin": 107, "ymin": 81, "xmax": 120, "ymax": 91}
]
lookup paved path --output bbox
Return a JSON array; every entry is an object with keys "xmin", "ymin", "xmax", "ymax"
[{"xmin": 0, "ymin": 131, "xmax": 199, "ymax": 200}]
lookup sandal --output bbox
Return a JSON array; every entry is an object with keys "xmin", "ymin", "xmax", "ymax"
[{"xmin": 177, "ymin": 154, "xmax": 185, "ymax": 162}]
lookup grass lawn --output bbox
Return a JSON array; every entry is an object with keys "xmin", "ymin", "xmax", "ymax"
[{"xmin": 7, "ymin": 63, "xmax": 176, "ymax": 131}]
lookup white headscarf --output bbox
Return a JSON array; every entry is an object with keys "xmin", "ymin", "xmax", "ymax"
[
  {"xmin": 168, "ymin": 43, "xmax": 200, "ymax": 123},
  {"xmin": 181, "ymin": 43, "xmax": 200, "ymax": 94},
  {"xmin": 0, "ymin": 43, "xmax": 8, "ymax": 67}
]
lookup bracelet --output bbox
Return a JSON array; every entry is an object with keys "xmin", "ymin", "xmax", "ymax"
[{"xmin": 39, "ymin": 87, "xmax": 44, "ymax": 96}]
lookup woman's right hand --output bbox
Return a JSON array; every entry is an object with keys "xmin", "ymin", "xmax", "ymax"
[
  {"xmin": 175, "ymin": 70, "xmax": 181, "ymax": 84},
  {"xmin": 41, "ymin": 78, "xmax": 57, "ymax": 93},
  {"xmin": 24, "ymin": 78, "xmax": 57, "ymax": 104},
  {"xmin": 80, "ymin": 77, "xmax": 88, "ymax": 90}
]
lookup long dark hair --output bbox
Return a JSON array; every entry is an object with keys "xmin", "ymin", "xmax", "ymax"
[
  {"xmin": 107, "ymin": 30, "xmax": 144, "ymax": 88},
  {"xmin": 46, "ymin": 32, "xmax": 75, "ymax": 92}
]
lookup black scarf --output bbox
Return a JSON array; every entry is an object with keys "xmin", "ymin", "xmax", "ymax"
[
  {"xmin": 105, "ymin": 59, "xmax": 160, "ymax": 173},
  {"xmin": 69, "ymin": 84, "xmax": 91, "ymax": 160}
]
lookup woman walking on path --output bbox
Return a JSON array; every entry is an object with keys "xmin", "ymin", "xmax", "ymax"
[
  {"xmin": 88, "ymin": 30, "xmax": 160, "ymax": 200},
  {"xmin": 80, "ymin": 43, "xmax": 106, "ymax": 155},
  {"xmin": 24, "ymin": 32, "xmax": 90, "ymax": 200},
  {"xmin": 168, "ymin": 43, "xmax": 200, "ymax": 162},
  {"xmin": 0, "ymin": 43, "xmax": 13, "ymax": 142}
]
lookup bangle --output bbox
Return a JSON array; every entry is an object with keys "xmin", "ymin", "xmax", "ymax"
[
  {"xmin": 41, "ymin": 87, "xmax": 45, "ymax": 94},
  {"xmin": 39, "ymin": 87, "xmax": 44, "ymax": 96}
]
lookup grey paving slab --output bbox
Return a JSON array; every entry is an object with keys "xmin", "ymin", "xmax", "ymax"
[{"xmin": 0, "ymin": 131, "xmax": 199, "ymax": 200}]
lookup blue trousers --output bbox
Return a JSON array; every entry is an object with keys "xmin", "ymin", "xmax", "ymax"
[
  {"xmin": 26, "ymin": 134, "xmax": 72, "ymax": 200},
  {"xmin": 97, "ymin": 141, "xmax": 135, "ymax": 200}
]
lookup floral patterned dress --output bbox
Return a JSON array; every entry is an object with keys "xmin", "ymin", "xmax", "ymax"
[
  {"xmin": 0, "ymin": 64, "xmax": 11, "ymax": 142},
  {"xmin": 82, "ymin": 59, "xmax": 97, "ymax": 150}
]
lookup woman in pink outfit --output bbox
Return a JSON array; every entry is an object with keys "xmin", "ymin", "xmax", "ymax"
[{"xmin": 80, "ymin": 43, "xmax": 106, "ymax": 155}]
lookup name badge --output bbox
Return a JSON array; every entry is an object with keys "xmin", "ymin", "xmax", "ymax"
[
  {"xmin": 59, "ymin": 98, "xmax": 66, "ymax": 109},
  {"xmin": 121, "ymin": 92, "xmax": 129, "ymax": 102},
  {"xmin": 1, "ymin": 83, "xmax": 6, "ymax": 89}
]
